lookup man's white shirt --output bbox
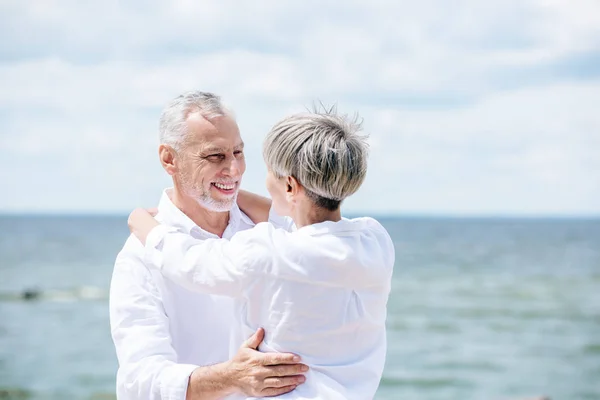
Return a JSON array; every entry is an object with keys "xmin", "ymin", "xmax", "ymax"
[
  {"xmin": 109, "ymin": 189, "xmax": 290, "ymax": 400},
  {"xmin": 144, "ymin": 215, "xmax": 395, "ymax": 400}
]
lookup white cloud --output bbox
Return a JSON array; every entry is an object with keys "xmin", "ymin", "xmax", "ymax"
[
  {"xmin": 349, "ymin": 82, "xmax": 600, "ymax": 214},
  {"xmin": 1, "ymin": 0, "xmax": 599, "ymax": 214}
]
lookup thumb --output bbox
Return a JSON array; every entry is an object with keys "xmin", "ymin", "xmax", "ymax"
[{"xmin": 243, "ymin": 327, "xmax": 265, "ymax": 350}]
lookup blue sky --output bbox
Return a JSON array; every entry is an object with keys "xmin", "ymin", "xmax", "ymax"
[{"xmin": 1, "ymin": 0, "xmax": 599, "ymax": 215}]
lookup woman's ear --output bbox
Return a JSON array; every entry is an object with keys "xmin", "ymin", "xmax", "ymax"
[
  {"xmin": 286, "ymin": 176, "xmax": 300, "ymax": 202},
  {"xmin": 159, "ymin": 144, "xmax": 177, "ymax": 176},
  {"xmin": 287, "ymin": 176, "xmax": 300, "ymax": 194}
]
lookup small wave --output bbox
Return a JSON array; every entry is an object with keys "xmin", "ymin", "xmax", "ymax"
[
  {"xmin": 582, "ymin": 343, "xmax": 600, "ymax": 354},
  {"xmin": 379, "ymin": 375, "xmax": 471, "ymax": 388},
  {"xmin": 0, "ymin": 286, "xmax": 107, "ymax": 302},
  {"xmin": 0, "ymin": 387, "xmax": 31, "ymax": 399}
]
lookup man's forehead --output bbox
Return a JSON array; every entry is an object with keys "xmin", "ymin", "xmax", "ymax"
[
  {"xmin": 185, "ymin": 113, "xmax": 243, "ymax": 149},
  {"xmin": 201, "ymin": 141, "xmax": 245, "ymax": 152},
  {"xmin": 186, "ymin": 131, "xmax": 244, "ymax": 151},
  {"xmin": 186, "ymin": 112, "xmax": 238, "ymax": 132}
]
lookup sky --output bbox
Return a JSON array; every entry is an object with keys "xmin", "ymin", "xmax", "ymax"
[{"xmin": 1, "ymin": 0, "xmax": 599, "ymax": 216}]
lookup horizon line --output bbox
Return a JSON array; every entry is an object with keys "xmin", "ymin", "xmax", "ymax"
[{"xmin": 1, "ymin": 210, "xmax": 599, "ymax": 220}]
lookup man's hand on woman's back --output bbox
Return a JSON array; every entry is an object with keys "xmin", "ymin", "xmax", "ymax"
[{"xmin": 187, "ymin": 328, "xmax": 308, "ymax": 399}]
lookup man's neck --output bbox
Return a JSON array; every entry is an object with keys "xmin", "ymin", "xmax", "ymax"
[{"xmin": 169, "ymin": 188, "xmax": 230, "ymax": 238}]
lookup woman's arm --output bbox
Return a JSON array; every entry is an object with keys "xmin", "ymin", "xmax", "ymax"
[
  {"xmin": 128, "ymin": 208, "xmax": 159, "ymax": 245},
  {"xmin": 127, "ymin": 208, "xmax": 251, "ymax": 297},
  {"xmin": 237, "ymin": 190, "xmax": 272, "ymax": 224}
]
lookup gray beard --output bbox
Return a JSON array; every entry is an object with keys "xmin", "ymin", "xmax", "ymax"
[
  {"xmin": 185, "ymin": 184, "xmax": 237, "ymax": 212},
  {"xmin": 196, "ymin": 191, "xmax": 238, "ymax": 212}
]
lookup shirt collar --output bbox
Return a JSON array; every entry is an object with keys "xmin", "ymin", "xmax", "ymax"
[
  {"xmin": 296, "ymin": 217, "xmax": 356, "ymax": 236},
  {"xmin": 156, "ymin": 188, "xmax": 252, "ymax": 237}
]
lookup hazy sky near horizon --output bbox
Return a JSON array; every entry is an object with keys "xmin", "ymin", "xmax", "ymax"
[{"xmin": 1, "ymin": 0, "xmax": 599, "ymax": 215}]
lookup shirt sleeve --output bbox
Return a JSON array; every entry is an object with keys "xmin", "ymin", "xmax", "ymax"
[
  {"xmin": 109, "ymin": 245, "xmax": 198, "ymax": 400},
  {"xmin": 144, "ymin": 225, "xmax": 250, "ymax": 297}
]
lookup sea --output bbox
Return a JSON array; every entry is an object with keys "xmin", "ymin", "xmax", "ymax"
[{"xmin": 0, "ymin": 215, "xmax": 599, "ymax": 400}]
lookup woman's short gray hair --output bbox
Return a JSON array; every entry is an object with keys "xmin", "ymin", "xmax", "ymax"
[
  {"xmin": 263, "ymin": 106, "xmax": 369, "ymax": 211},
  {"xmin": 159, "ymin": 91, "xmax": 231, "ymax": 151}
]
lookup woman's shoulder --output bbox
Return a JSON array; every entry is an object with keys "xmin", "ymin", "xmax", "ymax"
[
  {"xmin": 234, "ymin": 221, "xmax": 294, "ymax": 250},
  {"xmin": 344, "ymin": 217, "xmax": 395, "ymax": 265}
]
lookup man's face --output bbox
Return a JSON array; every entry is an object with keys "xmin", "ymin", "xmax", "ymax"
[{"xmin": 176, "ymin": 113, "xmax": 246, "ymax": 212}]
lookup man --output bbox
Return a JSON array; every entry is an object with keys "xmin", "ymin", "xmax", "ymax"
[{"xmin": 109, "ymin": 91, "xmax": 307, "ymax": 400}]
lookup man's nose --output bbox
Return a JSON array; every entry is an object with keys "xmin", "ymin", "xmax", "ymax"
[{"xmin": 224, "ymin": 157, "xmax": 241, "ymax": 178}]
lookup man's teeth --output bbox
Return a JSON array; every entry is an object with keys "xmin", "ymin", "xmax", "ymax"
[{"xmin": 214, "ymin": 183, "xmax": 235, "ymax": 190}]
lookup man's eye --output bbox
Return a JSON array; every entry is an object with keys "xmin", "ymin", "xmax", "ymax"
[
  {"xmin": 207, "ymin": 154, "xmax": 225, "ymax": 161},
  {"xmin": 234, "ymin": 150, "xmax": 244, "ymax": 156}
]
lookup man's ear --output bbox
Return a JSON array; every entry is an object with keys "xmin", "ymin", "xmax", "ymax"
[{"xmin": 159, "ymin": 144, "xmax": 177, "ymax": 176}]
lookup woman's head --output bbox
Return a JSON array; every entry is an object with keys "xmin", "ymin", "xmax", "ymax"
[{"xmin": 263, "ymin": 106, "xmax": 369, "ymax": 217}]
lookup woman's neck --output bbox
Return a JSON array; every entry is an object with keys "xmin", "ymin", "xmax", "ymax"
[{"xmin": 291, "ymin": 199, "xmax": 341, "ymax": 229}]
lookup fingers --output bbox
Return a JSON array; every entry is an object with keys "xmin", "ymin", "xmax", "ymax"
[
  {"xmin": 127, "ymin": 208, "xmax": 145, "ymax": 231},
  {"xmin": 260, "ymin": 384, "xmax": 298, "ymax": 398},
  {"xmin": 243, "ymin": 327, "xmax": 265, "ymax": 350},
  {"xmin": 263, "ymin": 363, "xmax": 309, "ymax": 377},
  {"xmin": 234, "ymin": 330, "xmax": 307, "ymax": 397},
  {"xmin": 128, "ymin": 208, "xmax": 152, "ymax": 227},
  {"xmin": 263, "ymin": 375, "xmax": 306, "ymax": 388},
  {"xmin": 261, "ymin": 352, "xmax": 302, "ymax": 366},
  {"xmin": 146, "ymin": 207, "xmax": 159, "ymax": 217}
]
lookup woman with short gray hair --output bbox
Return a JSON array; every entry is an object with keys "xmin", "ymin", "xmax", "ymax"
[
  {"xmin": 128, "ymin": 106, "xmax": 395, "ymax": 400},
  {"xmin": 263, "ymin": 108, "xmax": 368, "ymax": 211}
]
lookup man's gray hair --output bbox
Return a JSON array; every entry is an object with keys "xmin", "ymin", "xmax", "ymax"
[
  {"xmin": 159, "ymin": 91, "xmax": 231, "ymax": 150},
  {"xmin": 263, "ymin": 105, "xmax": 369, "ymax": 211}
]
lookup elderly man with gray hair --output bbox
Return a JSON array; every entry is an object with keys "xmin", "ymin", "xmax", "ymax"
[
  {"xmin": 128, "ymin": 106, "xmax": 396, "ymax": 399},
  {"xmin": 110, "ymin": 91, "xmax": 309, "ymax": 400}
]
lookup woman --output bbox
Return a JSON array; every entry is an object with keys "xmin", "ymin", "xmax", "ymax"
[{"xmin": 129, "ymin": 108, "xmax": 395, "ymax": 399}]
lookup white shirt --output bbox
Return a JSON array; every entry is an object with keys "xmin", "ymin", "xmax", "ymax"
[
  {"xmin": 144, "ymin": 217, "xmax": 396, "ymax": 400},
  {"xmin": 110, "ymin": 189, "xmax": 279, "ymax": 400}
]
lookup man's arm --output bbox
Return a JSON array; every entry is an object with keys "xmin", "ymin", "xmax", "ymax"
[
  {"xmin": 237, "ymin": 190, "xmax": 272, "ymax": 224},
  {"xmin": 110, "ymin": 254, "xmax": 223, "ymax": 400},
  {"xmin": 110, "ymin": 247, "xmax": 307, "ymax": 400}
]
